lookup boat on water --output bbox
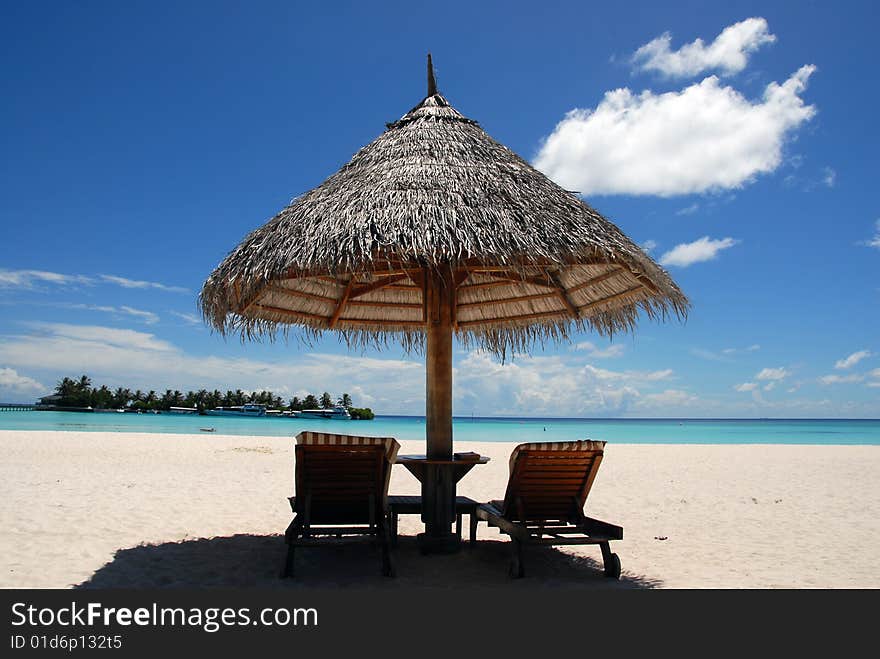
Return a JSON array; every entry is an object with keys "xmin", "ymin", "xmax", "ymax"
[
  {"xmin": 298, "ymin": 406, "xmax": 351, "ymax": 420},
  {"xmin": 167, "ymin": 406, "xmax": 199, "ymax": 415},
  {"xmin": 204, "ymin": 404, "xmax": 267, "ymax": 417}
]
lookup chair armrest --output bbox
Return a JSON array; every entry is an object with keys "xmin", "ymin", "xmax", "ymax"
[
  {"xmin": 475, "ymin": 503, "xmax": 531, "ymax": 541},
  {"xmin": 582, "ymin": 516, "xmax": 623, "ymax": 540},
  {"xmin": 475, "ymin": 502, "xmax": 503, "ymax": 520}
]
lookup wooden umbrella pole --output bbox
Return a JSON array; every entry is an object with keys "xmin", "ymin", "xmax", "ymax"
[
  {"xmin": 419, "ymin": 267, "xmax": 459, "ymax": 553},
  {"xmin": 425, "ymin": 268, "xmax": 453, "ymax": 460}
]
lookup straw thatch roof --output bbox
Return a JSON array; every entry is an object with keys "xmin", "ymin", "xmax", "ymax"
[{"xmin": 200, "ymin": 59, "xmax": 688, "ymax": 356}]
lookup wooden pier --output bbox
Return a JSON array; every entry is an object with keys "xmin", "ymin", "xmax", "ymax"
[{"xmin": 0, "ymin": 403, "xmax": 36, "ymax": 411}]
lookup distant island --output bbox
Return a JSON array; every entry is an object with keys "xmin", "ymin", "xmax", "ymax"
[{"xmin": 35, "ymin": 375, "xmax": 375, "ymax": 420}]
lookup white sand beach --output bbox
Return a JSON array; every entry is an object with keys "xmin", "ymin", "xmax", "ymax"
[{"xmin": 1, "ymin": 430, "xmax": 878, "ymax": 589}]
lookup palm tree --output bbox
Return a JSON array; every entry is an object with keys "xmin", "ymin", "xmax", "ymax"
[
  {"xmin": 93, "ymin": 385, "xmax": 112, "ymax": 409},
  {"xmin": 55, "ymin": 377, "xmax": 77, "ymax": 398},
  {"xmin": 43, "ymin": 376, "xmax": 373, "ymax": 414},
  {"xmin": 112, "ymin": 387, "xmax": 131, "ymax": 408},
  {"xmin": 55, "ymin": 376, "xmax": 90, "ymax": 406}
]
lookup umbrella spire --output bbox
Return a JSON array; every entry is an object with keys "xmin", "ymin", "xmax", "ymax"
[{"xmin": 427, "ymin": 52, "xmax": 437, "ymax": 96}]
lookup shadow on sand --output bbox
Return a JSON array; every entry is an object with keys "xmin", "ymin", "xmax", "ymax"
[{"xmin": 76, "ymin": 534, "xmax": 660, "ymax": 589}]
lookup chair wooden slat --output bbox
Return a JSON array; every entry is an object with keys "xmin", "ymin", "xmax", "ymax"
[
  {"xmin": 474, "ymin": 440, "xmax": 622, "ymax": 580},
  {"xmin": 282, "ymin": 432, "xmax": 401, "ymax": 579}
]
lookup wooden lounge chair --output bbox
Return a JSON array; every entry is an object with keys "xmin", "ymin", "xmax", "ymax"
[
  {"xmin": 473, "ymin": 440, "xmax": 623, "ymax": 579},
  {"xmin": 282, "ymin": 431, "xmax": 400, "ymax": 578}
]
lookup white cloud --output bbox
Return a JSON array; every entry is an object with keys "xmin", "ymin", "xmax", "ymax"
[
  {"xmin": 98, "ymin": 275, "xmax": 189, "ymax": 294},
  {"xmin": 783, "ymin": 165, "xmax": 841, "ymax": 193},
  {"xmin": 763, "ymin": 382, "xmax": 776, "ymax": 391},
  {"xmin": 119, "ymin": 306, "xmax": 160, "ymax": 324},
  {"xmin": 632, "ymin": 18, "xmax": 777, "ymax": 78},
  {"xmin": 3, "ymin": 323, "xmax": 876, "ymax": 417},
  {"xmin": 756, "ymin": 367, "xmax": 789, "ymax": 381},
  {"xmin": 456, "ymin": 352, "xmax": 676, "ymax": 416},
  {"xmin": 0, "ymin": 268, "xmax": 189, "ymax": 294},
  {"xmin": 676, "ymin": 203, "xmax": 700, "ymax": 216},
  {"xmin": 590, "ymin": 345, "xmax": 626, "ymax": 359},
  {"xmin": 659, "ymin": 237, "xmax": 738, "ymax": 267},
  {"xmin": 572, "ymin": 341, "xmax": 626, "ymax": 358},
  {"xmin": 169, "ymin": 311, "xmax": 202, "ymax": 325},
  {"xmin": 582, "ymin": 364, "xmax": 673, "ymax": 383},
  {"xmin": 722, "ymin": 344, "xmax": 761, "ymax": 355},
  {"xmin": 64, "ymin": 303, "xmax": 159, "ymax": 325},
  {"xmin": 0, "ymin": 269, "xmax": 92, "ymax": 289},
  {"xmin": 822, "ymin": 167, "xmax": 836, "ymax": 188},
  {"xmin": 0, "ymin": 325, "xmax": 686, "ymax": 417},
  {"xmin": 0, "ymin": 367, "xmax": 45, "ymax": 395},
  {"xmin": 695, "ymin": 344, "xmax": 761, "ymax": 362},
  {"xmin": 692, "ymin": 348, "xmax": 729, "ymax": 362},
  {"xmin": 0, "ymin": 323, "xmax": 423, "ymax": 414},
  {"xmin": 641, "ymin": 240, "xmax": 658, "ymax": 253},
  {"xmin": 67, "ymin": 304, "xmax": 116, "ymax": 313},
  {"xmin": 864, "ymin": 220, "xmax": 880, "ymax": 249},
  {"xmin": 635, "ymin": 389, "xmax": 698, "ymax": 409},
  {"xmin": 734, "ymin": 382, "xmax": 758, "ymax": 392},
  {"xmin": 534, "ymin": 66, "xmax": 817, "ymax": 196},
  {"xmin": 23, "ymin": 323, "xmax": 176, "ymax": 353},
  {"xmin": 835, "ymin": 350, "xmax": 871, "ymax": 370},
  {"xmin": 818, "ymin": 373, "xmax": 864, "ymax": 385}
]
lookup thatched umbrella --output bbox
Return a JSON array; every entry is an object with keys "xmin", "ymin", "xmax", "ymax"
[{"xmin": 200, "ymin": 55, "xmax": 688, "ymax": 551}]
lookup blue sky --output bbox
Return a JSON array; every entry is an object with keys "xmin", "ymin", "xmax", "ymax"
[{"xmin": 1, "ymin": 1, "xmax": 878, "ymax": 417}]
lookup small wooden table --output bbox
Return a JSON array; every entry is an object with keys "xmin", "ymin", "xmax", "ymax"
[
  {"xmin": 394, "ymin": 454, "xmax": 490, "ymax": 554},
  {"xmin": 388, "ymin": 495, "xmax": 480, "ymax": 546}
]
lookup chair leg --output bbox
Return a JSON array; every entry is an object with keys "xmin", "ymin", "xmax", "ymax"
[
  {"xmin": 380, "ymin": 519, "xmax": 396, "ymax": 578},
  {"xmin": 508, "ymin": 538, "xmax": 525, "ymax": 579},
  {"xmin": 455, "ymin": 513, "xmax": 463, "ymax": 540},
  {"xmin": 281, "ymin": 518, "xmax": 300, "ymax": 579},
  {"xmin": 600, "ymin": 541, "xmax": 621, "ymax": 579},
  {"xmin": 391, "ymin": 512, "xmax": 399, "ymax": 548},
  {"xmin": 469, "ymin": 513, "xmax": 479, "ymax": 544}
]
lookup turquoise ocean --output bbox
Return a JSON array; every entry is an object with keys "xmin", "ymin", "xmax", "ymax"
[{"xmin": 1, "ymin": 411, "xmax": 879, "ymax": 445}]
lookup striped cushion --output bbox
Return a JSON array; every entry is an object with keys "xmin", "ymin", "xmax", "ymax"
[
  {"xmin": 508, "ymin": 440, "xmax": 606, "ymax": 473},
  {"xmin": 296, "ymin": 431, "xmax": 400, "ymax": 464}
]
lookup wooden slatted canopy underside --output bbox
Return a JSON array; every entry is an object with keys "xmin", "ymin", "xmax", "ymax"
[{"xmin": 235, "ymin": 258, "xmax": 657, "ymax": 333}]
